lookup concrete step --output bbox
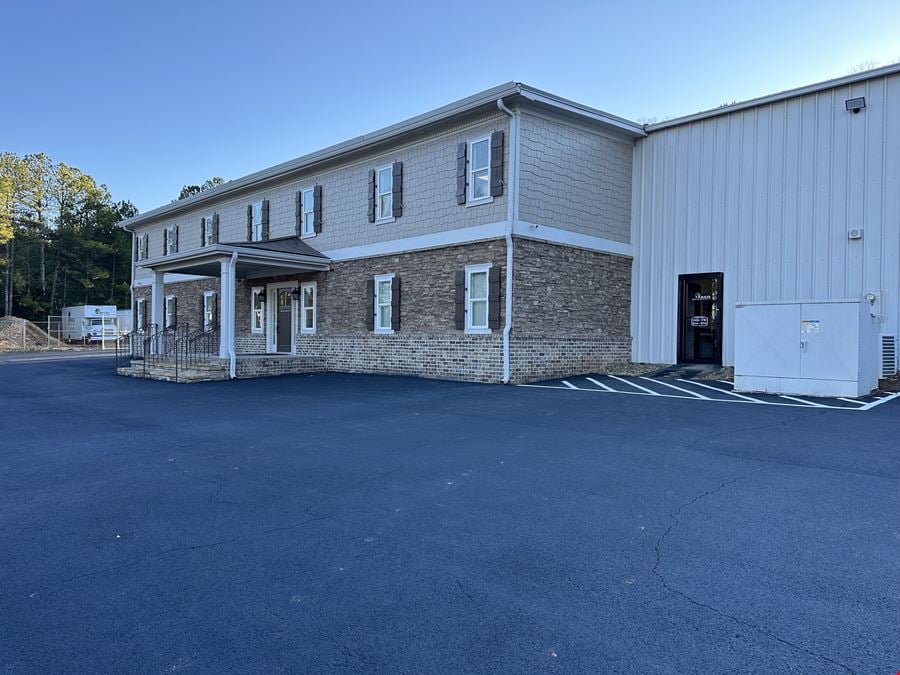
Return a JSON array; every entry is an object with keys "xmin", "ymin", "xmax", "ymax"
[{"xmin": 117, "ymin": 363, "xmax": 228, "ymax": 382}]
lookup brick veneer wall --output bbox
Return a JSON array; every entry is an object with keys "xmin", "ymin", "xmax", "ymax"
[{"xmin": 133, "ymin": 278, "xmax": 220, "ymax": 332}]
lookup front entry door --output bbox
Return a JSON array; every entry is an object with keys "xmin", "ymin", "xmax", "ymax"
[
  {"xmin": 678, "ymin": 273, "xmax": 723, "ymax": 364},
  {"xmin": 275, "ymin": 288, "xmax": 293, "ymax": 353}
]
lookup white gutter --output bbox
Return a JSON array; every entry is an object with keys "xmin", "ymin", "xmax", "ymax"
[
  {"xmin": 228, "ymin": 251, "xmax": 237, "ymax": 379},
  {"xmin": 129, "ymin": 231, "xmax": 135, "ymax": 331},
  {"xmin": 497, "ymin": 98, "xmax": 519, "ymax": 384}
]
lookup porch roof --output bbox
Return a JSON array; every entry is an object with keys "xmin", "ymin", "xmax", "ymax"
[{"xmin": 139, "ymin": 236, "xmax": 331, "ymax": 278}]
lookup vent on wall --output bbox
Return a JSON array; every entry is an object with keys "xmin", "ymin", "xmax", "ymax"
[{"xmin": 881, "ymin": 334, "xmax": 897, "ymax": 378}]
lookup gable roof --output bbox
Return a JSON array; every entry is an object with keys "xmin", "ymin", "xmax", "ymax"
[{"xmin": 120, "ymin": 82, "xmax": 644, "ymax": 230}]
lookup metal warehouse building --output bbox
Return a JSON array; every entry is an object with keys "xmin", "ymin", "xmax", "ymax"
[{"xmin": 630, "ymin": 63, "xmax": 900, "ymax": 380}]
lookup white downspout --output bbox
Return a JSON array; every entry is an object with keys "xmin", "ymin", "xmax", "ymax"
[
  {"xmin": 497, "ymin": 97, "xmax": 519, "ymax": 383},
  {"xmin": 228, "ymin": 251, "xmax": 238, "ymax": 379}
]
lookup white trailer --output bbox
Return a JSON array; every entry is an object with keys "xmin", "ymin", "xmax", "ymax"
[{"xmin": 62, "ymin": 305, "xmax": 119, "ymax": 342}]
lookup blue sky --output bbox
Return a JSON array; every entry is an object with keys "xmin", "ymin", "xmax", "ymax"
[{"xmin": 3, "ymin": 0, "xmax": 899, "ymax": 212}]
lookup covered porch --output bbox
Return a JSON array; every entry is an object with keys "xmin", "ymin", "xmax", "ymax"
[{"xmin": 131, "ymin": 237, "xmax": 330, "ymax": 377}]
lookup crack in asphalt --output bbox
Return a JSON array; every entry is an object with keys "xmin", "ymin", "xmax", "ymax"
[{"xmin": 651, "ymin": 473, "xmax": 854, "ymax": 673}]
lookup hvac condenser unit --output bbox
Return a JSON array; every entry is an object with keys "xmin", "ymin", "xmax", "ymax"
[{"xmin": 734, "ymin": 299, "xmax": 879, "ymax": 398}]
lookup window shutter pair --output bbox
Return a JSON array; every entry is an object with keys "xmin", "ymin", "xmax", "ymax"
[
  {"xmin": 453, "ymin": 267, "xmax": 501, "ymax": 330},
  {"xmin": 367, "ymin": 170, "xmax": 376, "ymax": 223},
  {"xmin": 455, "ymin": 131, "xmax": 505, "ymax": 203},
  {"xmin": 391, "ymin": 162, "xmax": 403, "ymax": 218},
  {"xmin": 364, "ymin": 277, "xmax": 401, "ymax": 330},
  {"xmin": 490, "ymin": 131, "xmax": 505, "ymax": 197},
  {"xmin": 200, "ymin": 215, "xmax": 220, "ymax": 246}
]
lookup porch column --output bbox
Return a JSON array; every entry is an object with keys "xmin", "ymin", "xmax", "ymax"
[
  {"xmin": 150, "ymin": 271, "xmax": 165, "ymax": 353},
  {"xmin": 219, "ymin": 257, "xmax": 235, "ymax": 359}
]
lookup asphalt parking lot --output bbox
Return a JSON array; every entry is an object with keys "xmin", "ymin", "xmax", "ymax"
[{"xmin": 1, "ymin": 356, "xmax": 898, "ymax": 673}]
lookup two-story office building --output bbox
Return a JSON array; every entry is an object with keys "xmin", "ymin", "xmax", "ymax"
[
  {"xmin": 122, "ymin": 83, "xmax": 642, "ymax": 382},
  {"xmin": 122, "ymin": 65, "xmax": 900, "ymax": 385}
]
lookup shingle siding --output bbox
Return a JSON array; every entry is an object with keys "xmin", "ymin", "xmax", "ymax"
[
  {"xmin": 518, "ymin": 111, "xmax": 633, "ymax": 243},
  {"xmin": 132, "ymin": 110, "xmax": 509, "ymax": 283}
]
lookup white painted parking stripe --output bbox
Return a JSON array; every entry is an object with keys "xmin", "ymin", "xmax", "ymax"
[
  {"xmin": 639, "ymin": 377, "xmax": 709, "ymax": 399},
  {"xmin": 837, "ymin": 397, "xmax": 867, "ymax": 406},
  {"xmin": 716, "ymin": 380, "xmax": 734, "ymax": 386},
  {"xmin": 585, "ymin": 377, "xmax": 615, "ymax": 392},
  {"xmin": 678, "ymin": 379, "xmax": 768, "ymax": 403},
  {"xmin": 861, "ymin": 391, "xmax": 900, "ymax": 410},
  {"xmin": 778, "ymin": 395, "xmax": 828, "ymax": 408},
  {"xmin": 607, "ymin": 375, "xmax": 660, "ymax": 395},
  {"xmin": 561, "ymin": 380, "xmax": 579, "ymax": 390}
]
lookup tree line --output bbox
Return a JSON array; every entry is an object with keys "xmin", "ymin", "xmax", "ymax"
[{"xmin": 1, "ymin": 151, "xmax": 225, "ymax": 322}]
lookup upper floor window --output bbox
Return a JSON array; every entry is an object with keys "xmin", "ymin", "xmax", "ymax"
[
  {"xmin": 300, "ymin": 188, "xmax": 315, "ymax": 237},
  {"xmin": 465, "ymin": 264, "xmax": 491, "ymax": 333},
  {"xmin": 164, "ymin": 225, "xmax": 178, "ymax": 255},
  {"xmin": 251, "ymin": 201, "xmax": 263, "ymax": 241},
  {"xmin": 376, "ymin": 167, "xmax": 393, "ymax": 221},
  {"xmin": 136, "ymin": 233, "xmax": 149, "ymax": 261},
  {"xmin": 469, "ymin": 138, "xmax": 491, "ymax": 203},
  {"xmin": 203, "ymin": 214, "xmax": 215, "ymax": 246}
]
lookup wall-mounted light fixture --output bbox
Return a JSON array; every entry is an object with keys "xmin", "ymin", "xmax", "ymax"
[{"xmin": 845, "ymin": 96, "xmax": 866, "ymax": 113}]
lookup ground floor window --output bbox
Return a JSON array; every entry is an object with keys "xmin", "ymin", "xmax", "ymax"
[
  {"xmin": 251, "ymin": 287, "xmax": 264, "ymax": 333},
  {"xmin": 164, "ymin": 295, "xmax": 176, "ymax": 329},
  {"xmin": 465, "ymin": 264, "xmax": 490, "ymax": 333},
  {"xmin": 136, "ymin": 298, "xmax": 146, "ymax": 331},
  {"xmin": 203, "ymin": 292, "xmax": 217, "ymax": 331},
  {"xmin": 301, "ymin": 282, "xmax": 316, "ymax": 333},
  {"xmin": 374, "ymin": 273, "xmax": 394, "ymax": 333}
]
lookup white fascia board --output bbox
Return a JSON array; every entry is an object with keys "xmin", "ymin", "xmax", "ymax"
[
  {"xmin": 513, "ymin": 221, "xmax": 634, "ymax": 258},
  {"xmin": 133, "ymin": 273, "xmax": 212, "ymax": 287},
  {"xmin": 517, "ymin": 86, "xmax": 646, "ymax": 137},
  {"xmin": 322, "ymin": 221, "xmax": 508, "ymax": 261}
]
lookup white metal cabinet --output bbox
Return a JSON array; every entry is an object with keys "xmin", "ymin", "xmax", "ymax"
[{"xmin": 734, "ymin": 300, "xmax": 879, "ymax": 397}]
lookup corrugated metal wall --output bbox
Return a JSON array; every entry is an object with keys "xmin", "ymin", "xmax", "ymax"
[{"xmin": 631, "ymin": 71, "xmax": 900, "ymax": 367}]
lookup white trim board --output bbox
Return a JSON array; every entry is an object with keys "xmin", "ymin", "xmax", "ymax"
[
  {"xmin": 322, "ymin": 221, "xmax": 633, "ymax": 262},
  {"xmin": 133, "ymin": 273, "xmax": 213, "ymax": 287}
]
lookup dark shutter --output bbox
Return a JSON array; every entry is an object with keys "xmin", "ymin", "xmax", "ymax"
[
  {"xmin": 294, "ymin": 191, "xmax": 302, "ymax": 235},
  {"xmin": 488, "ymin": 266, "xmax": 501, "ymax": 329},
  {"xmin": 391, "ymin": 162, "xmax": 403, "ymax": 218},
  {"xmin": 174, "ymin": 225, "xmax": 179, "ymax": 252},
  {"xmin": 490, "ymin": 131, "xmax": 505, "ymax": 197},
  {"xmin": 261, "ymin": 200, "xmax": 270, "ymax": 240},
  {"xmin": 172, "ymin": 297, "xmax": 178, "ymax": 327},
  {"xmin": 200, "ymin": 295, "xmax": 205, "ymax": 327},
  {"xmin": 365, "ymin": 279, "xmax": 375, "ymax": 331},
  {"xmin": 456, "ymin": 142, "xmax": 468, "ymax": 205},
  {"xmin": 367, "ymin": 170, "xmax": 376, "ymax": 223},
  {"xmin": 163, "ymin": 228, "xmax": 168, "ymax": 255},
  {"xmin": 246, "ymin": 204, "xmax": 253, "ymax": 241},
  {"xmin": 454, "ymin": 270, "xmax": 466, "ymax": 330},
  {"xmin": 391, "ymin": 276, "xmax": 401, "ymax": 330},
  {"xmin": 313, "ymin": 185, "xmax": 323, "ymax": 233},
  {"xmin": 212, "ymin": 214, "xmax": 219, "ymax": 243},
  {"xmin": 134, "ymin": 237, "xmax": 139, "ymax": 262},
  {"xmin": 200, "ymin": 217, "xmax": 206, "ymax": 246},
  {"xmin": 143, "ymin": 234, "xmax": 149, "ymax": 258}
]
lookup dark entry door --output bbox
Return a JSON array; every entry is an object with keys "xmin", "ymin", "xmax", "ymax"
[
  {"xmin": 678, "ymin": 273, "xmax": 723, "ymax": 364},
  {"xmin": 276, "ymin": 288, "xmax": 293, "ymax": 353}
]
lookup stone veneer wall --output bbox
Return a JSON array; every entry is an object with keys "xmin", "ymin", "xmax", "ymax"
[
  {"xmin": 509, "ymin": 237, "xmax": 632, "ymax": 382},
  {"xmin": 133, "ymin": 237, "xmax": 632, "ymax": 383}
]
